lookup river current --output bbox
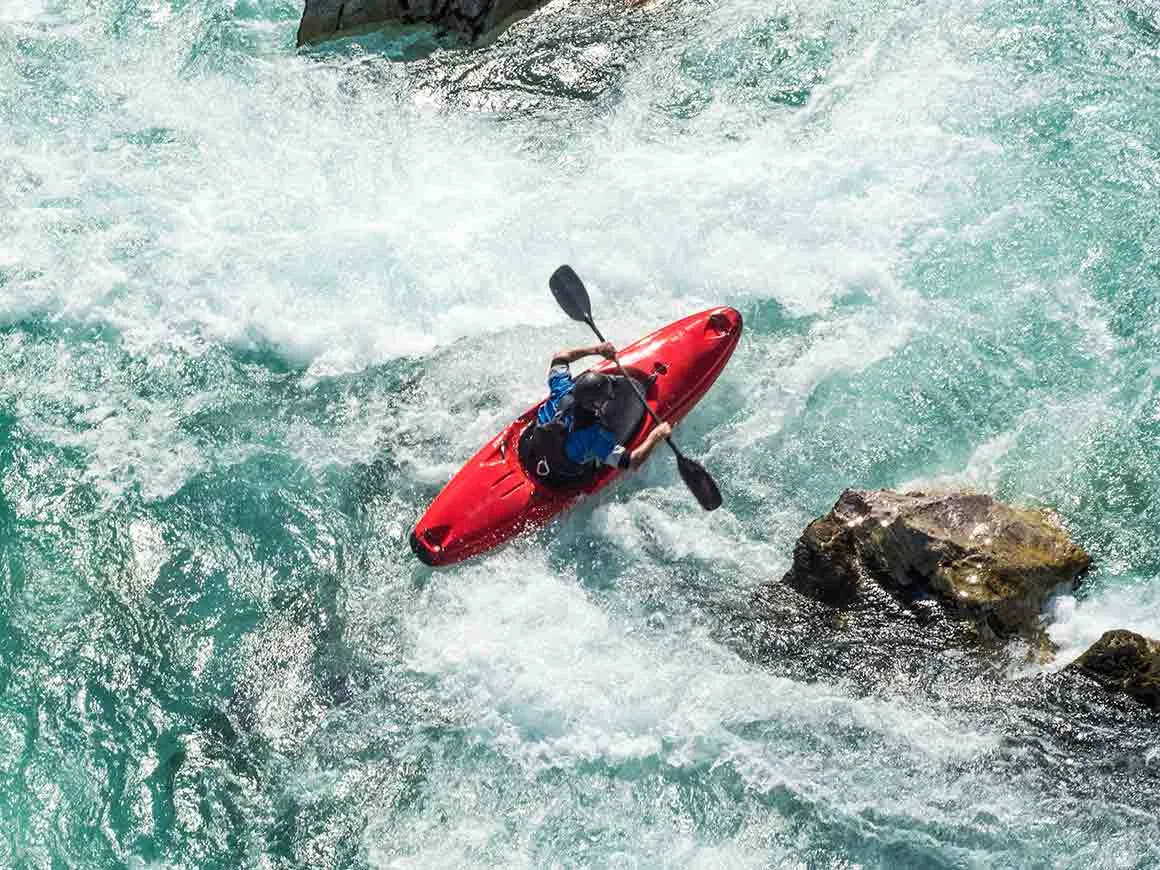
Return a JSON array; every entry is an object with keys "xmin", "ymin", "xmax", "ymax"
[{"xmin": 2, "ymin": 0, "xmax": 1160, "ymax": 866}]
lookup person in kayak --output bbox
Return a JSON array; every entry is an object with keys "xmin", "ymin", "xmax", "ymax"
[{"xmin": 527, "ymin": 341, "xmax": 671, "ymax": 481}]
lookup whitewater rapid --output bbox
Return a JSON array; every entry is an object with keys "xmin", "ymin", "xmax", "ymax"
[{"xmin": 2, "ymin": 0, "xmax": 1160, "ymax": 866}]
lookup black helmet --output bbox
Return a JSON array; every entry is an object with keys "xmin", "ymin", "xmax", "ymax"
[{"xmin": 572, "ymin": 371, "xmax": 614, "ymax": 411}]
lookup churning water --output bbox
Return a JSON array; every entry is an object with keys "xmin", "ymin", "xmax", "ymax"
[{"xmin": 2, "ymin": 0, "xmax": 1160, "ymax": 865}]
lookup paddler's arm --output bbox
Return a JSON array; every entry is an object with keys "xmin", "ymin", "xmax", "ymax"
[
  {"xmin": 550, "ymin": 342, "xmax": 617, "ymax": 365},
  {"xmin": 627, "ymin": 421, "xmax": 672, "ymax": 471}
]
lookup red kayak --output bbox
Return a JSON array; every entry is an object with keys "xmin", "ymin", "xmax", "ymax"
[{"xmin": 410, "ymin": 306, "xmax": 743, "ymax": 566}]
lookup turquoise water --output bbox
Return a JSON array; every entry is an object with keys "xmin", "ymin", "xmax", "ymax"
[{"xmin": 3, "ymin": 0, "xmax": 1160, "ymax": 865}]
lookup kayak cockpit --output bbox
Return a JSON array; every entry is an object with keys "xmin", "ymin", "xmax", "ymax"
[{"xmin": 516, "ymin": 374, "xmax": 650, "ymax": 488}]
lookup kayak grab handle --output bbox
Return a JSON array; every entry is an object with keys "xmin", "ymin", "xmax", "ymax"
[
  {"xmin": 706, "ymin": 310, "xmax": 741, "ymax": 337},
  {"xmin": 411, "ymin": 525, "xmax": 451, "ymax": 566}
]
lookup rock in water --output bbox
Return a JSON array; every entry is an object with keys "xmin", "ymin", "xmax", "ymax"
[
  {"xmin": 1069, "ymin": 630, "xmax": 1160, "ymax": 711},
  {"xmin": 297, "ymin": 0, "xmax": 547, "ymax": 48},
  {"xmin": 783, "ymin": 489, "xmax": 1090, "ymax": 640}
]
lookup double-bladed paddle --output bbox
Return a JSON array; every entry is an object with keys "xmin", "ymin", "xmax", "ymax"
[{"xmin": 548, "ymin": 265, "xmax": 723, "ymax": 512}]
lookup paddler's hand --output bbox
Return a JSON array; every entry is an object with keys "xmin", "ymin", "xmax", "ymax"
[
  {"xmin": 628, "ymin": 420, "xmax": 672, "ymax": 470},
  {"xmin": 596, "ymin": 341, "xmax": 617, "ymax": 360}
]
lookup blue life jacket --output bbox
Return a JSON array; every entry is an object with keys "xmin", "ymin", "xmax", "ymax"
[{"xmin": 520, "ymin": 365, "xmax": 624, "ymax": 483}]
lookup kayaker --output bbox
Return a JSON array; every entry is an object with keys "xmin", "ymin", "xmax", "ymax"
[{"xmin": 533, "ymin": 342, "xmax": 672, "ymax": 478}]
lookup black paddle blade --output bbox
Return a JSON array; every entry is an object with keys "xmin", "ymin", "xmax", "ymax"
[
  {"xmin": 676, "ymin": 451, "xmax": 723, "ymax": 512},
  {"xmin": 549, "ymin": 265, "xmax": 593, "ymax": 324}
]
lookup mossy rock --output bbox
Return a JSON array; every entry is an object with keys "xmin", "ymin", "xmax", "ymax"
[
  {"xmin": 1068, "ymin": 630, "xmax": 1160, "ymax": 711},
  {"xmin": 783, "ymin": 489, "xmax": 1090, "ymax": 642}
]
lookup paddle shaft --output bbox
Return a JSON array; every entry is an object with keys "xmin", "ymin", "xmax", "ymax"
[{"xmin": 583, "ymin": 318, "xmax": 684, "ymax": 460}]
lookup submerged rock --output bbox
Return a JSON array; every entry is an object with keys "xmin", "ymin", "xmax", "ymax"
[
  {"xmin": 1068, "ymin": 630, "xmax": 1160, "ymax": 711},
  {"xmin": 781, "ymin": 489, "xmax": 1090, "ymax": 642},
  {"xmin": 297, "ymin": 0, "xmax": 548, "ymax": 48}
]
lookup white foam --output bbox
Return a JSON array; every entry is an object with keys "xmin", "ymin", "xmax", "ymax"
[
  {"xmin": 1047, "ymin": 581, "xmax": 1160, "ymax": 667},
  {"xmin": 899, "ymin": 427, "xmax": 1021, "ymax": 493},
  {"xmin": 0, "ymin": 0, "xmax": 46, "ymax": 25},
  {"xmin": 2, "ymin": 0, "xmax": 1009, "ymax": 386},
  {"xmin": 1, "ymin": 0, "xmax": 1021, "ymax": 510},
  {"xmin": 414, "ymin": 560, "xmax": 879, "ymax": 748},
  {"xmin": 8, "ymin": 0, "xmax": 1156, "ymax": 863},
  {"xmin": 384, "ymin": 546, "xmax": 1008, "ymax": 864}
]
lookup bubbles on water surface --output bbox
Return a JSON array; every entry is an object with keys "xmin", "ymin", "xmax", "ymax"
[{"xmin": 3, "ymin": 0, "xmax": 1160, "ymax": 865}]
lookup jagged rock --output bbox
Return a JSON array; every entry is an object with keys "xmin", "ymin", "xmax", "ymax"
[
  {"xmin": 780, "ymin": 489, "xmax": 1090, "ymax": 641},
  {"xmin": 297, "ymin": 0, "xmax": 548, "ymax": 48},
  {"xmin": 1068, "ymin": 630, "xmax": 1160, "ymax": 711}
]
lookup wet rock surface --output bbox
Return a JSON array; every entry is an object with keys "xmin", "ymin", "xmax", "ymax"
[
  {"xmin": 295, "ymin": 0, "xmax": 664, "ymax": 121},
  {"xmin": 734, "ymin": 490, "xmax": 1092, "ymax": 698},
  {"xmin": 730, "ymin": 490, "xmax": 1160, "ymax": 733},
  {"xmin": 779, "ymin": 489, "xmax": 1091, "ymax": 642},
  {"xmin": 297, "ymin": 0, "xmax": 549, "ymax": 48},
  {"xmin": 718, "ymin": 489, "xmax": 1156, "ymax": 812},
  {"xmin": 1069, "ymin": 629, "xmax": 1160, "ymax": 711},
  {"xmin": 294, "ymin": 1, "xmax": 825, "ymax": 126}
]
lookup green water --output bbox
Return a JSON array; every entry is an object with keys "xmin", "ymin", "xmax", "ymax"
[{"xmin": 2, "ymin": 0, "xmax": 1159, "ymax": 866}]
